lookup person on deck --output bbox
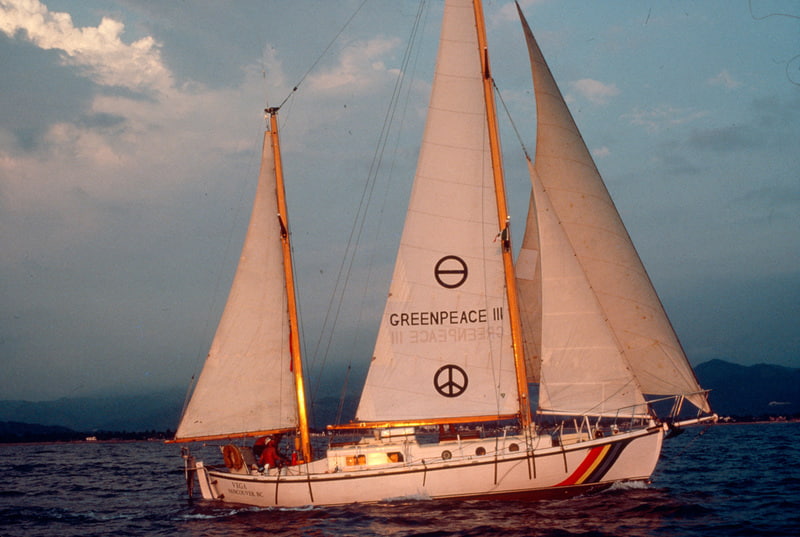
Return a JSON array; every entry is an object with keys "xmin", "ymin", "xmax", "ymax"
[
  {"xmin": 258, "ymin": 435, "xmax": 285, "ymax": 470},
  {"xmin": 252, "ymin": 436, "xmax": 268, "ymax": 460}
]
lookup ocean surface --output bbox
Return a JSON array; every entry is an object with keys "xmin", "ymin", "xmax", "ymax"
[{"xmin": 1, "ymin": 422, "xmax": 798, "ymax": 537}]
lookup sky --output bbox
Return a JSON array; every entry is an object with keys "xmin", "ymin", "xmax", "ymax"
[{"xmin": 1, "ymin": 0, "xmax": 798, "ymax": 403}]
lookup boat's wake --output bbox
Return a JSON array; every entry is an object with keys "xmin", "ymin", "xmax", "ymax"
[
  {"xmin": 381, "ymin": 492, "xmax": 433, "ymax": 503},
  {"xmin": 607, "ymin": 479, "xmax": 650, "ymax": 491}
]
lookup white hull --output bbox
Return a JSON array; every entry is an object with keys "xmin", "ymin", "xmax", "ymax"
[{"xmin": 189, "ymin": 425, "xmax": 664, "ymax": 507}]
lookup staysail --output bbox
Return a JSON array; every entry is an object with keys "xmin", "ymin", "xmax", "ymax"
[
  {"xmin": 355, "ymin": 0, "xmax": 520, "ymax": 424},
  {"xmin": 523, "ymin": 158, "xmax": 647, "ymax": 416},
  {"xmin": 516, "ymin": 5, "xmax": 710, "ymax": 414},
  {"xmin": 175, "ymin": 120, "xmax": 300, "ymax": 441}
]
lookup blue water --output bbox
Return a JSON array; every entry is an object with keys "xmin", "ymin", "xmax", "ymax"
[{"xmin": 1, "ymin": 422, "xmax": 798, "ymax": 536}]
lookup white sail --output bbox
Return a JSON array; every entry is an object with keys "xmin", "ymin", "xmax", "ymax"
[
  {"xmin": 515, "ymin": 192, "xmax": 542, "ymax": 385},
  {"xmin": 516, "ymin": 6, "xmax": 710, "ymax": 414},
  {"xmin": 175, "ymin": 130, "xmax": 298, "ymax": 441},
  {"xmin": 526, "ymin": 159, "xmax": 647, "ymax": 416},
  {"xmin": 356, "ymin": 0, "xmax": 519, "ymax": 423}
]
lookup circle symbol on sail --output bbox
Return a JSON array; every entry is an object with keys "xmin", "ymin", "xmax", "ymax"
[
  {"xmin": 434, "ymin": 364, "xmax": 469, "ymax": 398},
  {"xmin": 434, "ymin": 255, "xmax": 468, "ymax": 289}
]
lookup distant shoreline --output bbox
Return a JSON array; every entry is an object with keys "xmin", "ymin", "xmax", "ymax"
[
  {"xmin": 0, "ymin": 438, "xmax": 169, "ymax": 447},
  {"xmin": 712, "ymin": 418, "xmax": 799, "ymax": 426}
]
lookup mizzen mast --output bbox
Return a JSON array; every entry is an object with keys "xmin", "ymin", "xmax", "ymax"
[{"xmin": 267, "ymin": 107, "xmax": 312, "ymax": 463}]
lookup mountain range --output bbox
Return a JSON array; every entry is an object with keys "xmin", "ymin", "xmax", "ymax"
[
  {"xmin": 693, "ymin": 359, "xmax": 798, "ymax": 417},
  {"xmin": 0, "ymin": 359, "xmax": 797, "ymax": 437}
]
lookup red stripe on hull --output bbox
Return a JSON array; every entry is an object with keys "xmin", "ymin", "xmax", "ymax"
[{"xmin": 555, "ymin": 446, "xmax": 604, "ymax": 487}]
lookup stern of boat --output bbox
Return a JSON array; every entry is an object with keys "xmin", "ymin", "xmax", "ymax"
[
  {"xmin": 193, "ymin": 461, "xmax": 222, "ymax": 500},
  {"xmin": 182, "ymin": 448, "xmax": 222, "ymax": 501}
]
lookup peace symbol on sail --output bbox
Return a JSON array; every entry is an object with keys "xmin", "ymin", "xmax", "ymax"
[{"xmin": 434, "ymin": 364, "xmax": 468, "ymax": 398}]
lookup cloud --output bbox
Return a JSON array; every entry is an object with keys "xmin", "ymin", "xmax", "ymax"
[
  {"xmin": 569, "ymin": 78, "xmax": 620, "ymax": 105},
  {"xmin": 707, "ymin": 69, "xmax": 742, "ymax": 90},
  {"xmin": 0, "ymin": 0, "xmax": 171, "ymax": 93},
  {"xmin": 307, "ymin": 37, "xmax": 400, "ymax": 93},
  {"xmin": 592, "ymin": 146, "xmax": 611, "ymax": 158},
  {"xmin": 623, "ymin": 105, "xmax": 709, "ymax": 132},
  {"xmin": 0, "ymin": 0, "xmax": 401, "ymax": 263},
  {"xmin": 0, "ymin": 76, "xmax": 266, "ymax": 217},
  {"xmin": 0, "ymin": 0, "xmax": 281, "ymax": 213}
]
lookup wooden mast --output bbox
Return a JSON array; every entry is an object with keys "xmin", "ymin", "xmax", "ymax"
[
  {"xmin": 472, "ymin": 0, "xmax": 532, "ymax": 428},
  {"xmin": 267, "ymin": 107, "xmax": 312, "ymax": 462}
]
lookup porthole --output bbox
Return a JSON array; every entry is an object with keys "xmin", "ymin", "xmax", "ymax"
[
  {"xmin": 475, "ymin": 446, "xmax": 486, "ymax": 456},
  {"xmin": 441, "ymin": 450, "xmax": 452, "ymax": 460},
  {"xmin": 508, "ymin": 443, "xmax": 520, "ymax": 452}
]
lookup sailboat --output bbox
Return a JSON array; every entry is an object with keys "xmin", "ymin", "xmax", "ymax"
[{"xmin": 172, "ymin": 0, "xmax": 715, "ymax": 507}]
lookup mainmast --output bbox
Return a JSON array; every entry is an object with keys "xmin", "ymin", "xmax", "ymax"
[
  {"xmin": 472, "ymin": 0, "xmax": 532, "ymax": 428},
  {"xmin": 267, "ymin": 107, "xmax": 313, "ymax": 463}
]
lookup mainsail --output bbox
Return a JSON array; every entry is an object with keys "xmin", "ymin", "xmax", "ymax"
[
  {"xmin": 175, "ymin": 121, "xmax": 300, "ymax": 441},
  {"xmin": 516, "ymin": 5, "xmax": 710, "ymax": 415},
  {"xmin": 355, "ymin": 0, "xmax": 520, "ymax": 424}
]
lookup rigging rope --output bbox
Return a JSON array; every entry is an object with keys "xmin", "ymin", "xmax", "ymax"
[
  {"xmin": 493, "ymin": 79, "xmax": 531, "ymax": 161},
  {"xmin": 674, "ymin": 423, "xmax": 714, "ymax": 458},
  {"xmin": 308, "ymin": 1, "xmax": 431, "ymax": 412},
  {"xmin": 275, "ymin": 0, "xmax": 369, "ymax": 110}
]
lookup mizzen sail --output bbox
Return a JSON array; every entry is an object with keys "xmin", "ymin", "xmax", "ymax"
[{"xmin": 175, "ymin": 127, "xmax": 299, "ymax": 441}]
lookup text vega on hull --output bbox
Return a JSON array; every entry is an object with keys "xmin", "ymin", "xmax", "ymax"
[{"xmin": 171, "ymin": 0, "xmax": 715, "ymax": 507}]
